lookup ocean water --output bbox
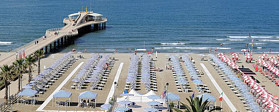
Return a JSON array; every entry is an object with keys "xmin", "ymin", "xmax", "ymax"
[{"xmin": 0, "ymin": 0, "xmax": 279, "ymax": 53}]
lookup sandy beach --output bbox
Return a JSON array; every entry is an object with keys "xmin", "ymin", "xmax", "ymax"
[{"xmin": 0, "ymin": 52, "xmax": 278, "ymax": 112}]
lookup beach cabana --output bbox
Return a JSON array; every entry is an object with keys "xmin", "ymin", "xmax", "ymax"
[
  {"xmin": 18, "ymin": 89, "xmax": 38, "ymax": 105},
  {"xmin": 78, "ymin": 91, "xmax": 98, "ymax": 108},
  {"xmin": 53, "ymin": 90, "xmax": 72, "ymax": 107}
]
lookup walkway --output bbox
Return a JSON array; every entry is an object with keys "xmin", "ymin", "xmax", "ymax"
[
  {"xmin": 105, "ymin": 62, "xmax": 124, "ymax": 104},
  {"xmin": 36, "ymin": 62, "xmax": 84, "ymax": 111},
  {"xmin": 200, "ymin": 63, "xmax": 237, "ymax": 112}
]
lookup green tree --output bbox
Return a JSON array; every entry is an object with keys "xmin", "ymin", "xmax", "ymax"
[
  {"xmin": 13, "ymin": 59, "xmax": 25, "ymax": 92},
  {"xmin": 174, "ymin": 96, "xmax": 221, "ymax": 112},
  {"xmin": 0, "ymin": 65, "xmax": 13, "ymax": 103},
  {"xmin": 25, "ymin": 55, "xmax": 36, "ymax": 82},
  {"xmin": 34, "ymin": 50, "xmax": 44, "ymax": 75}
]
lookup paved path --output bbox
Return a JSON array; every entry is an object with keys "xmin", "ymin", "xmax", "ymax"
[
  {"xmin": 36, "ymin": 62, "xmax": 84, "ymax": 111},
  {"xmin": 105, "ymin": 63, "xmax": 124, "ymax": 104},
  {"xmin": 200, "ymin": 63, "xmax": 237, "ymax": 112}
]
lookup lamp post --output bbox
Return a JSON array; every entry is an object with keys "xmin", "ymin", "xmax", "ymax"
[{"xmin": 166, "ymin": 83, "xmax": 169, "ymax": 111}]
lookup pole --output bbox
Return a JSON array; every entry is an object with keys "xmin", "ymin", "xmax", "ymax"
[{"xmin": 221, "ymin": 100, "xmax": 223, "ymax": 112}]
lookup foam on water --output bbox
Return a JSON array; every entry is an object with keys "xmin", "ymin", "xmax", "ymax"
[
  {"xmin": 257, "ymin": 47, "xmax": 262, "ymax": 49},
  {"xmin": 228, "ymin": 36, "xmax": 248, "ymax": 39},
  {"xmin": 259, "ymin": 39, "xmax": 279, "ymax": 42},
  {"xmin": 251, "ymin": 36, "xmax": 273, "ymax": 38},
  {"xmin": 0, "ymin": 41, "xmax": 12, "ymax": 45},
  {"xmin": 160, "ymin": 42, "xmax": 187, "ymax": 45},
  {"xmin": 228, "ymin": 39, "xmax": 245, "ymax": 41},
  {"xmin": 249, "ymin": 43, "xmax": 266, "ymax": 45},
  {"xmin": 155, "ymin": 47, "xmax": 231, "ymax": 50},
  {"xmin": 216, "ymin": 38, "xmax": 227, "ymax": 41}
]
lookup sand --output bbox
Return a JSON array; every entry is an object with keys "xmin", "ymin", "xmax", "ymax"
[{"xmin": 0, "ymin": 52, "xmax": 277, "ymax": 111}]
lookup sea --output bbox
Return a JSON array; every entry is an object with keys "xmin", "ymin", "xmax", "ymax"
[{"xmin": 0, "ymin": 0, "xmax": 279, "ymax": 53}]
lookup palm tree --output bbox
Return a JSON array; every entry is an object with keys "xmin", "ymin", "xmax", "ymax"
[
  {"xmin": 34, "ymin": 50, "xmax": 44, "ymax": 75},
  {"xmin": 173, "ymin": 96, "xmax": 221, "ymax": 112},
  {"xmin": 25, "ymin": 55, "xmax": 36, "ymax": 82},
  {"xmin": 0, "ymin": 65, "xmax": 13, "ymax": 103},
  {"xmin": 13, "ymin": 59, "xmax": 25, "ymax": 92}
]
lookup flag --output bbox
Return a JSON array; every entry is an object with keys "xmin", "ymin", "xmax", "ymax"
[
  {"xmin": 161, "ymin": 90, "xmax": 166, "ymax": 98},
  {"xmin": 192, "ymin": 92, "xmax": 195, "ymax": 98},
  {"xmin": 219, "ymin": 92, "xmax": 224, "ymax": 101}
]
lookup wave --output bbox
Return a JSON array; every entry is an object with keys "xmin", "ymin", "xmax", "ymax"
[
  {"xmin": 0, "ymin": 41, "xmax": 12, "ymax": 45},
  {"xmin": 216, "ymin": 38, "xmax": 227, "ymax": 41},
  {"xmin": 228, "ymin": 36, "xmax": 273, "ymax": 39},
  {"xmin": 228, "ymin": 36, "xmax": 248, "ymax": 39},
  {"xmin": 251, "ymin": 36, "xmax": 273, "ymax": 38},
  {"xmin": 105, "ymin": 49, "xmax": 115, "ymax": 52},
  {"xmin": 155, "ymin": 47, "xmax": 231, "ymax": 50},
  {"xmin": 228, "ymin": 39, "xmax": 245, "ymax": 41},
  {"xmin": 258, "ymin": 39, "xmax": 279, "ymax": 42},
  {"xmin": 160, "ymin": 42, "xmax": 187, "ymax": 45},
  {"xmin": 249, "ymin": 43, "xmax": 267, "ymax": 45}
]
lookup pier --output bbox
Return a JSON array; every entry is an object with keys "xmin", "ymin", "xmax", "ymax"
[{"xmin": 0, "ymin": 11, "xmax": 107, "ymax": 66}]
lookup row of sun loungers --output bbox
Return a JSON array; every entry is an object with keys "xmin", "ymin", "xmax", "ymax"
[
  {"xmin": 141, "ymin": 54, "xmax": 157, "ymax": 91},
  {"xmin": 71, "ymin": 54, "xmax": 114, "ymax": 90},
  {"xmin": 125, "ymin": 54, "xmax": 139, "ymax": 90},
  {"xmin": 17, "ymin": 52, "xmax": 75, "ymax": 105},
  {"xmin": 169, "ymin": 55, "xmax": 192, "ymax": 93},
  {"xmin": 31, "ymin": 52, "xmax": 75, "ymax": 95},
  {"xmin": 182, "ymin": 55, "xmax": 211, "ymax": 93},
  {"xmin": 125, "ymin": 54, "xmax": 158, "ymax": 91},
  {"xmin": 210, "ymin": 54, "xmax": 261, "ymax": 112}
]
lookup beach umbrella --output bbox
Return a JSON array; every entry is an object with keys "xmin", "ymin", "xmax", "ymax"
[
  {"xmin": 118, "ymin": 101, "xmax": 132, "ymax": 105},
  {"xmin": 191, "ymin": 75, "xmax": 200, "ymax": 80},
  {"xmin": 197, "ymin": 93, "xmax": 216, "ymax": 102},
  {"xmin": 147, "ymin": 101, "xmax": 161, "ymax": 106},
  {"xmin": 23, "ymin": 85, "xmax": 32, "ymax": 89},
  {"xmin": 101, "ymin": 104, "xmax": 112, "ymax": 110},
  {"xmin": 144, "ymin": 108, "xmax": 158, "ymax": 112},
  {"xmin": 241, "ymin": 49, "xmax": 247, "ymax": 52},
  {"xmin": 114, "ymin": 106, "xmax": 130, "ymax": 112},
  {"xmin": 147, "ymin": 95, "xmax": 161, "ymax": 100},
  {"xmin": 193, "ymin": 80, "xmax": 204, "ymax": 85}
]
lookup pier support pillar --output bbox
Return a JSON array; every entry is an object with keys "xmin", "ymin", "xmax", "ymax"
[
  {"xmin": 49, "ymin": 43, "xmax": 52, "ymax": 53},
  {"xmin": 94, "ymin": 24, "xmax": 98, "ymax": 31},
  {"xmin": 57, "ymin": 39, "xmax": 60, "ymax": 48},
  {"xmin": 45, "ymin": 46, "xmax": 48, "ymax": 54},
  {"xmin": 54, "ymin": 41, "xmax": 57, "ymax": 51},
  {"xmin": 61, "ymin": 38, "xmax": 64, "ymax": 47}
]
